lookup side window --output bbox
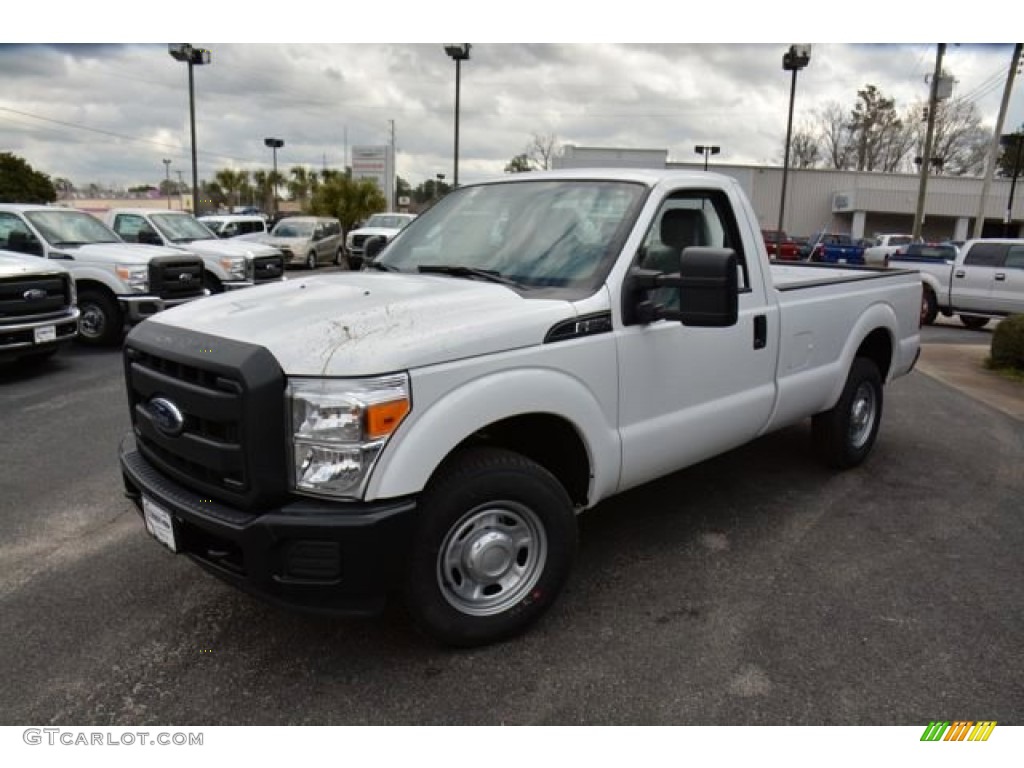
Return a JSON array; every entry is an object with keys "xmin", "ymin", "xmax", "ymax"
[
  {"xmin": 1005, "ymin": 245, "xmax": 1024, "ymax": 269},
  {"xmin": 964, "ymin": 243, "xmax": 1006, "ymax": 267},
  {"xmin": 113, "ymin": 215, "xmax": 151, "ymax": 243},
  {"xmin": 222, "ymin": 222, "xmax": 239, "ymax": 237},
  {"xmin": 637, "ymin": 191, "xmax": 749, "ymax": 293},
  {"xmin": 0, "ymin": 213, "xmax": 42, "ymax": 255}
]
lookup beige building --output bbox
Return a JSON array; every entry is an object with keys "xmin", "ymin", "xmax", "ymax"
[{"xmin": 554, "ymin": 145, "xmax": 1024, "ymax": 241}]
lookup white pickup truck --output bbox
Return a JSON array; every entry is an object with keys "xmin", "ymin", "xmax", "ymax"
[
  {"xmin": 862, "ymin": 233, "xmax": 915, "ymax": 267},
  {"xmin": 891, "ymin": 239, "xmax": 1024, "ymax": 328},
  {"xmin": 0, "ymin": 250, "xmax": 80, "ymax": 362},
  {"xmin": 103, "ymin": 209, "xmax": 286, "ymax": 294},
  {"xmin": 118, "ymin": 169, "xmax": 921, "ymax": 646},
  {"xmin": 0, "ymin": 204, "xmax": 206, "ymax": 346}
]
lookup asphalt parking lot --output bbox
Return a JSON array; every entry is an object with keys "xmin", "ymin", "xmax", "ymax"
[{"xmin": 1, "ymin": 315, "xmax": 1022, "ymax": 725}]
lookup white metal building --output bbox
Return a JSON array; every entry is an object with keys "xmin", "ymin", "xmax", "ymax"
[{"xmin": 553, "ymin": 145, "xmax": 1024, "ymax": 241}]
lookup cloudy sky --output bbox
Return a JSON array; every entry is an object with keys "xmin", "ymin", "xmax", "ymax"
[{"xmin": 2, "ymin": 8, "xmax": 1019, "ymax": 193}]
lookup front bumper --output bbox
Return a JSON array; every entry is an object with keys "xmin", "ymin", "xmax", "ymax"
[
  {"xmin": 119, "ymin": 437, "xmax": 417, "ymax": 615},
  {"xmin": 120, "ymin": 292, "xmax": 209, "ymax": 324},
  {"xmin": 0, "ymin": 308, "xmax": 79, "ymax": 357}
]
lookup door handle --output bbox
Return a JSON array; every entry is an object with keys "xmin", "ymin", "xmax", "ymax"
[
  {"xmin": 954, "ymin": 270, "xmax": 966, "ymax": 278},
  {"xmin": 753, "ymin": 315, "xmax": 767, "ymax": 350},
  {"xmin": 995, "ymin": 273, "xmax": 1006, "ymax": 281}
]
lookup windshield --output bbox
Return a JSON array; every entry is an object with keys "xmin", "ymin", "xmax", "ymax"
[
  {"xmin": 365, "ymin": 214, "xmax": 413, "ymax": 230},
  {"xmin": 150, "ymin": 213, "xmax": 216, "ymax": 243},
  {"xmin": 24, "ymin": 210, "xmax": 122, "ymax": 246},
  {"xmin": 272, "ymin": 220, "xmax": 314, "ymax": 238},
  {"xmin": 376, "ymin": 180, "xmax": 645, "ymax": 292}
]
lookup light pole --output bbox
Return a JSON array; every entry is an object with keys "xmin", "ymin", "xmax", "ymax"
[
  {"xmin": 264, "ymin": 138, "xmax": 284, "ymax": 215},
  {"xmin": 694, "ymin": 144, "xmax": 720, "ymax": 171},
  {"xmin": 443, "ymin": 44, "xmax": 471, "ymax": 188},
  {"xmin": 169, "ymin": 44, "xmax": 211, "ymax": 214},
  {"xmin": 777, "ymin": 44, "xmax": 811, "ymax": 258},
  {"xmin": 162, "ymin": 159, "xmax": 172, "ymax": 209},
  {"xmin": 1001, "ymin": 133, "xmax": 1023, "ymax": 237}
]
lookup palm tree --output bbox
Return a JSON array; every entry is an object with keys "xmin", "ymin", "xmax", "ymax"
[
  {"xmin": 310, "ymin": 174, "xmax": 386, "ymax": 234},
  {"xmin": 288, "ymin": 166, "xmax": 314, "ymax": 212}
]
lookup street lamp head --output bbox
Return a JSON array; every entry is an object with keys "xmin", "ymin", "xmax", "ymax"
[
  {"xmin": 695, "ymin": 145, "xmax": 721, "ymax": 155},
  {"xmin": 783, "ymin": 44, "xmax": 812, "ymax": 71},
  {"xmin": 264, "ymin": 138, "xmax": 285, "ymax": 149},
  {"xmin": 443, "ymin": 44, "xmax": 471, "ymax": 61},
  {"xmin": 169, "ymin": 44, "xmax": 211, "ymax": 66}
]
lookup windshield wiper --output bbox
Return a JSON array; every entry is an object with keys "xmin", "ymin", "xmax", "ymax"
[
  {"xmin": 418, "ymin": 264, "xmax": 526, "ymax": 289},
  {"xmin": 51, "ymin": 241, "xmax": 89, "ymax": 247},
  {"xmin": 365, "ymin": 260, "xmax": 401, "ymax": 272}
]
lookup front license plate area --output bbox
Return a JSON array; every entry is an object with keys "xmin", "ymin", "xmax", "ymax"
[
  {"xmin": 143, "ymin": 495, "xmax": 178, "ymax": 553},
  {"xmin": 34, "ymin": 325, "xmax": 56, "ymax": 343}
]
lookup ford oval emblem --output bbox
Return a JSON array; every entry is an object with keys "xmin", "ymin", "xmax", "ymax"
[
  {"xmin": 148, "ymin": 397, "xmax": 185, "ymax": 437},
  {"xmin": 23, "ymin": 288, "xmax": 47, "ymax": 301}
]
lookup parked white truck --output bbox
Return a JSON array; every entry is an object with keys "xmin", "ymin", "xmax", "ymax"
[
  {"xmin": 103, "ymin": 209, "xmax": 286, "ymax": 294},
  {"xmin": 118, "ymin": 170, "xmax": 921, "ymax": 646},
  {"xmin": 890, "ymin": 239, "xmax": 1024, "ymax": 327},
  {"xmin": 0, "ymin": 250, "xmax": 80, "ymax": 362},
  {"xmin": 0, "ymin": 204, "xmax": 206, "ymax": 346}
]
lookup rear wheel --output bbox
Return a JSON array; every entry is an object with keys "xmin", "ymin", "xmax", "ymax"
[
  {"xmin": 405, "ymin": 447, "xmax": 577, "ymax": 647},
  {"xmin": 960, "ymin": 315, "xmax": 989, "ymax": 330},
  {"xmin": 77, "ymin": 289, "xmax": 123, "ymax": 347},
  {"xmin": 812, "ymin": 358, "xmax": 883, "ymax": 469},
  {"xmin": 306, "ymin": 251, "xmax": 317, "ymax": 270}
]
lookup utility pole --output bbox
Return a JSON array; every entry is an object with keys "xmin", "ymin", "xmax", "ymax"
[
  {"xmin": 912, "ymin": 44, "xmax": 945, "ymax": 240},
  {"xmin": 389, "ymin": 118, "xmax": 396, "ymax": 212},
  {"xmin": 973, "ymin": 43, "xmax": 1023, "ymax": 239}
]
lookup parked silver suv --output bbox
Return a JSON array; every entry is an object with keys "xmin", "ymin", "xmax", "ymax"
[{"xmin": 260, "ymin": 216, "xmax": 344, "ymax": 269}]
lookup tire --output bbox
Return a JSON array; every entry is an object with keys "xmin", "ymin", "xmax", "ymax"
[
  {"xmin": 405, "ymin": 447, "xmax": 578, "ymax": 647},
  {"xmin": 334, "ymin": 248, "xmax": 350, "ymax": 269},
  {"xmin": 921, "ymin": 287, "xmax": 938, "ymax": 326},
  {"xmin": 306, "ymin": 251, "xmax": 317, "ymax": 270},
  {"xmin": 77, "ymin": 289, "xmax": 123, "ymax": 347},
  {"xmin": 960, "ymin": 315, "xmax": 989, "ymax": 330},
  {"xmin": 812, "ymin": 357, "xmax": 883, "ymax": 470}
]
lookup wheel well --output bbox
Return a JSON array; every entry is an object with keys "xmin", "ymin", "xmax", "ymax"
[
  {"xmin": 75, "ymin": 279, "xmax": 117, "ymax": 303},
  {"xmin": 855, "ymin": 328, "xmax": 892, "ymax": 381},
  {"xmin": 449, "ymin": 414, "xmax": 591, "ymax": 507}
]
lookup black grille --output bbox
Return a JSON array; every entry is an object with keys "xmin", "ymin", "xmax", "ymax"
[
  {"xmin": 123, "ymin": 323, "xmax": 289, "ymax": 511},
  {"xmin": 253, "ymin": 253, "xmax": 285, "ymax": 283},
  {"xmin": 148, "ymin": 255, "xmax": 204, "ymax": 300},
  {"xmin": 0, "ymin": 272, "xmax": 72, "ymax": 321},
  {"xmin": 352, "ymin": 235, "xmax": 369, "ymax": 250}
]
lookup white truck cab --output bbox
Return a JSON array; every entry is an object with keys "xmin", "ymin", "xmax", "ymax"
[
  {"xmin": 104, "ymin": 209, "xmax": 285, "ymax": 293},
  {"xmin": 119, "ymin": 170, "xmax": 921, "ymax": 646},
  {"xmin": 0, "ymin": 204, "xmax": 206, "ymax": 346}
]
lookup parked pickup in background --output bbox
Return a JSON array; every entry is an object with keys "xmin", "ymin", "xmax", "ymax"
[
  {"xmin": 104, "ymin": 209, "xmax": 285, "ymax": 294},
  {"xmin": 118, "ymin": 169, "xmax": 921, "ymax": 647},
  {"xmin": 761, "ymin": 229, "xmax": 801, "ymax": 261},
  {"xmin": 808, "ymin": 232, "xmax": 866, "ymax": 265},
  {"xmin": 0, "ymin": 204, "xmax": 206, "ymax": 346},
  {"xmin": 891, "ymin": 238, "xmax": 1024, "ymax": 327},
  {"xmin": 0, "ymin": 249, "xmax": 79, "ymax": 362},
  {"xmin": 863, "ymin": 233, "xmax": 915, "ymax": 267}
]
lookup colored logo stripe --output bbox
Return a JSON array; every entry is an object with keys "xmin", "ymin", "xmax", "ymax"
[{"xmin": 921, "ymin": 721, "xmax": 996, "ymax": 742}]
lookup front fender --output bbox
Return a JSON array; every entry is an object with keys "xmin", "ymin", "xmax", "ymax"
[{"xmin": 365, "ymin": 367, "xmax": 620, "ymax": 506}]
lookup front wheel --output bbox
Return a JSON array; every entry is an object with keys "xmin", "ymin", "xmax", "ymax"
[
  {"xmin": 306, "ymin": 251, "xmax": 317, "ymax": 270},
  {"xmin": 77, "ymin": 289, "xmax": 123, "ymax": 347},
  {"xmin": 335, "ymin": 248, "xmax": 350, "ymax": 269},
  {"xmin": 405, "ymin": 447, "xmax": 577, "ymax": 647},
  {"xmin": 812, "ymin": 357, "xmax": 883, "ymax": 469},
  {"xmin": 921, "ymin": 287, "xmax": 938, "ymax": 325}
]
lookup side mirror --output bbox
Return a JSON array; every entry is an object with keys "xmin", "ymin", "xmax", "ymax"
[
  {"xmin": 138, "ymin": 229, "xmax": 162, "ymax": 246},
  {"xmin": 676, "ymin": 247, "xmax": 738, "ymax": 327}
]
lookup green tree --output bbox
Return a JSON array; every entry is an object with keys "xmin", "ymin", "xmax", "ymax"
[
  {"xmin": 288, "ymin": 166, "xmax": 315, "ymax": 212},
  {"xmin": 310, "ymin": 175, "xmax": 386, "ymax": 233},
  {"xmin": 0, "ymin": 152, "xmax": 57, "ymax": 204},
  {"xmin": 849, "ymin": 85, "xmax": 905, "ymax": 172},
  {"xmin": 997, "ymin": 125, "xmax": 1024, "ymax": 178},
  {"xmin": 504, "ymin": 153, "xmax": 531, "ymax": 173}
]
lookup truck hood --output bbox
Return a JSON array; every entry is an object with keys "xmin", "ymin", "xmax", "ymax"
[
  {"xmin": 147, "ymin": 272, "xmax": 576, "ymax": 376},
  {"xmin": 167, "ymin": 239, "xmax": 281, "ymax": 259},
  {"xmin": 349, "ymin": 226, "xmax": 400, "ymax": 240},
  {"xmin": 58, "ymin": 242, "xmax": 189, "ymax": 263},
  {"xmin": 0, "ymin": 251, "xmax": 68, "ymax": 277}
]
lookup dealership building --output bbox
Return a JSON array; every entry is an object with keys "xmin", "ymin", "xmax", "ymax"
[{"xmin": 554, "ymin": 146, "xmax": 1024, "ymax": 242}]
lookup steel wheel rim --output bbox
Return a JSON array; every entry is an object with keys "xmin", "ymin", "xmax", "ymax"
[
  {"xmin": 79, "ymin": 303, "xmax": 105, "ymax": 339},
  {"xmin": 849, "ymin": 382, "xmax": 877, "ymax": 449},
  {"xmin": 437, "ymin": 501, "xmax": 548, "ymax": 617}
]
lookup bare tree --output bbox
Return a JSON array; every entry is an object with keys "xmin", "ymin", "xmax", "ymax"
[
  {"xmin": 526, "ymin": 133, "xmax": 559, "ymax": 171},
  {"xmin": 814, "ymin": 102, "xmax": 855, "ymax": 170},
  {"xmin": 910, "ymin": 98, "xmax": 990, "ymax": 176},
  {"xmin": 789, "ymin": 126, "xmax": 821, "ymax": 169}
]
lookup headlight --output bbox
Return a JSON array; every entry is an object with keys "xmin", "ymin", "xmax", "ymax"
[
  {"xmin": 288, "ymin": 374, "xmax": 411, "ymax": 498},
  {"xmin": 219, "ymin": 257, "xmax": 248, "ymax": 280},
  {"xmin": 115, "ymin": 263, "xmax": 149, "ymax": 293}
]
